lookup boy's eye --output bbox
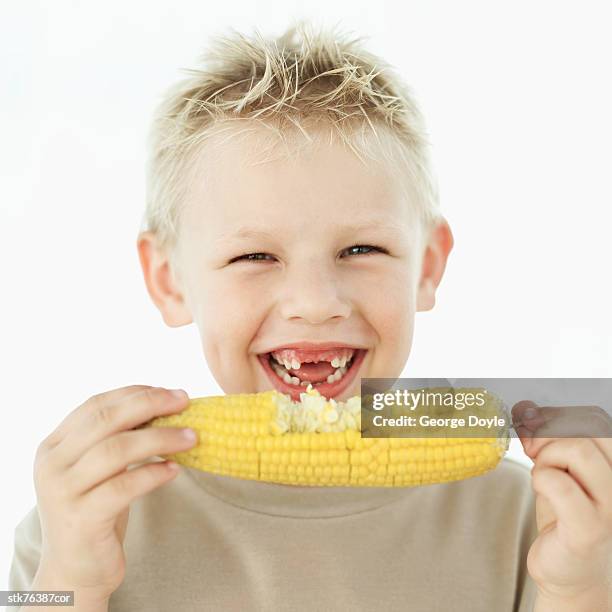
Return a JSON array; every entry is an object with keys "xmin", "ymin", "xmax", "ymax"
[
  {"xmin": 230, "ymin": 252, "xmax": 276, "ymax": 263},
  {"xmin": 341, "ymin": 244, "xmax": 387, "ymax": 257},
  {"xmin": 228, "ymin": 244, "xmax": 387, "ymax": 264}
]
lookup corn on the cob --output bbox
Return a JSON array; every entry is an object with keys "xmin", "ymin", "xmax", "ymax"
[{"xmin": 148, "ymin": 385, "xmax": 509, "ymax": 487}]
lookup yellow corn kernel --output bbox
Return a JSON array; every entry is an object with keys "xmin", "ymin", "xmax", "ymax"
[{"xmin": 147, "ymin": 385, "xmax": 509, "ymax": 487}]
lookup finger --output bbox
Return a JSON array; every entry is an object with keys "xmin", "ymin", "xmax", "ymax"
[
  {"xmin": 590, "ymin": 437, "xmax": 612, "ymax": 469},
  {"xmin": 526, "ymin": 412, "xmax": 612, "ymax": 458},
  {"xmin": 512, "ymin": 401, "xmax": 557, "ymax": 430},
  {"xmin": 519, "ymin": 404, "xmax": 610, "ymax": 459},
  {"xmin": 531, "ymin": 466, "xmax": 599, "ymax": 550},
  {"xmin": 84, "ymin": 460, "xmax": 181, "ymax": 522},
  {"xmin": 534, "ymin": 438, "xmax": 612, "ymax": 507},
  {"xmin": 41, "ymin": 385, "xmax": 155, "ymax": 449},
  {"xmin": 533, "ymin": 406, "xmax": 610, "ymax": 438},
  {"xmin": 512, "ymin": 401, "xmax": 546, "ymax": 454},
  {"xmin": 51, "ymin": 387, "xmax": 189, "ymax": 468},
  {"xmin": 515, "ymin": 424, "xmax": 535, "ymax": 454},
  {"xmin": 69, "ymin": 427, "xmax": 198, "ymax": 495}
]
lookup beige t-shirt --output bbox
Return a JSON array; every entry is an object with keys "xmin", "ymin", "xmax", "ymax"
[{"xmin": 9, "ymin": 458, "xmax": 538, "ymax": 611}]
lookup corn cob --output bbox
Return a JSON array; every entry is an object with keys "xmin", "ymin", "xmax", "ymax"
[{"xmin": 147, "ymin": 385, "xmax": 509, "ymax": 487}]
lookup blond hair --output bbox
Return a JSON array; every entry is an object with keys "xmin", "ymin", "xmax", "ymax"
[{"xmin": 140, "ymin": 19, "xmax": 441, "ymax": 258}]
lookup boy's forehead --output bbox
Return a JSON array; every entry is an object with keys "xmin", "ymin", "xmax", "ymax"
[{"xmin": 181, "ymin": 122, "xmax": 419, "ymax": 240}]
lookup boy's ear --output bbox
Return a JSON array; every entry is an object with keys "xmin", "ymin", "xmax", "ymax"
[
  {"xmin": 416, "ymin": 218, "xmax": 454, "ymax": 312},
  {"xmin": 136, "ymin": 231, "xmax": 193, "ymax": 327}
]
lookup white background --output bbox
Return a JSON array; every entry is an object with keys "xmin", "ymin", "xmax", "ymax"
[{"xmin": 2, "ymin": 0, "xmax": 611, "ymax": 586}]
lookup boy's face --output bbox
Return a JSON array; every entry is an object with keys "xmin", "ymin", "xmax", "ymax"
[{"xmin": 138, "ymin": 122, "xmax": 453, "ymax": 402}]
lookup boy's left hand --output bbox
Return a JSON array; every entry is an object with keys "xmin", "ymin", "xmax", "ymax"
[{"xmin": 512, "ymin": 400, "xmax": 612, "ymax": 601}]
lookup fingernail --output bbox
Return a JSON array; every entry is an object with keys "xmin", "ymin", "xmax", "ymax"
[
  {"xmin": 181, "ymin": 428, "xmax": 197, "ymax": 441},
  {"xmin": 524, "ymin": 408, "xmax": 538, "ymax": 420},
  {"xmin": 170, "ymin": 389, "xmax": 187, "ymax": 399}
]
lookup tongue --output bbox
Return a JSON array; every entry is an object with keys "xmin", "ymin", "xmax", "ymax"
[{"xmin": 288, "ymin": 361, "xmax": 336, "ymax": 383}]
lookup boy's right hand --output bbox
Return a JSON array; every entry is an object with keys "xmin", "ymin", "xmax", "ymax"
[{"xmin": 32, "ymin": 385, "xmax": 197, "ymax": 602}]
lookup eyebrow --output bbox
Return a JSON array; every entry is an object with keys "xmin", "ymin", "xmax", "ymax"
[{"xmin": 217, "ymin": 222, "xmax": 407, "ymax": 241}]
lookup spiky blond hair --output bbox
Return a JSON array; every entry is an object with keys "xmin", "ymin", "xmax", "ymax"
[{"xmin": 140, "ymin": 19, "xmax": 441, "ymax": 259}]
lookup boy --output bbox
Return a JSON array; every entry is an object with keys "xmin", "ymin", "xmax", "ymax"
[{"xmin": 9, "ymin": 21, "xmax": 611, "ymax": 611}]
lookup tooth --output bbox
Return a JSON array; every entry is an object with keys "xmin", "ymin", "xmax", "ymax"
[
  {"xmin": 327, "ymin": 369, "xmax": 343, "ymax": 384},
  {"xmin": 290, "ymin": 376, "xmax": 301, "ymax": 385},
  {"xmin": 339, "ymin": 356, "xmax": 347, "ymax": 368},
  {"xmin": 272, "ymin": 361, "xmax": 284, "ymax": 375},
  {"xmin": 331, "ymin": 357, "xmax": 340, "ymax": 368},
  {"xmin": 291, "ymin": 358, "xmax": 301, "ymax": 370},
  {"xmin": 300, "ymin": 380, "xmax": 309, "ymax": 386},
  {"xmin": 282, "ymin": 372, "xmax": 293, "ymax": 384},
  {"xmin": 273, "ymin": 353, "xmax": 283, "ymax": 365},
  {"xmin": 329, "ymin": 367, "xmax": 348, "ymax": 384},
  {"xmin": 283, "ymin": 359, "xmax": 292, "ymax": 370}
]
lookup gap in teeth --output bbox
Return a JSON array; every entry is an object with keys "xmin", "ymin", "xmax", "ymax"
[
  {"xmin": 271, "ymin": 349, "xmax": 355, "ymax": 371},
  {"xmin": 269, "ymin": 353, "xmax": 352, "ymax": 386}
]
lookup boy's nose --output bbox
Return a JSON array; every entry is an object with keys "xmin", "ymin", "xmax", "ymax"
[{"xmin": 277, "ymin": 266, "xmax": 351, "ymax": 324}]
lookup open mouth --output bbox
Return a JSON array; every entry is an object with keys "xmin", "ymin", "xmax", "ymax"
[{"xmin": 257, "ymin": 348, "xmax": 367, "ymax": 401}]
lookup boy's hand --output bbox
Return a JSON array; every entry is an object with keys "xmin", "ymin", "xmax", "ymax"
[
  {"xmin": 32, "ymin": 385, "xmax": 197, "ymax": 601},
  {"xmin": 512, "ymin": 400, "xmax": 612, "ymax": 604}
]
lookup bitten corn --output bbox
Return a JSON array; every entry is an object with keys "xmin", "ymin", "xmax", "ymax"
[{"xmin": 147, "ymin": 385, "xmax": 510, "ymax": 487}]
